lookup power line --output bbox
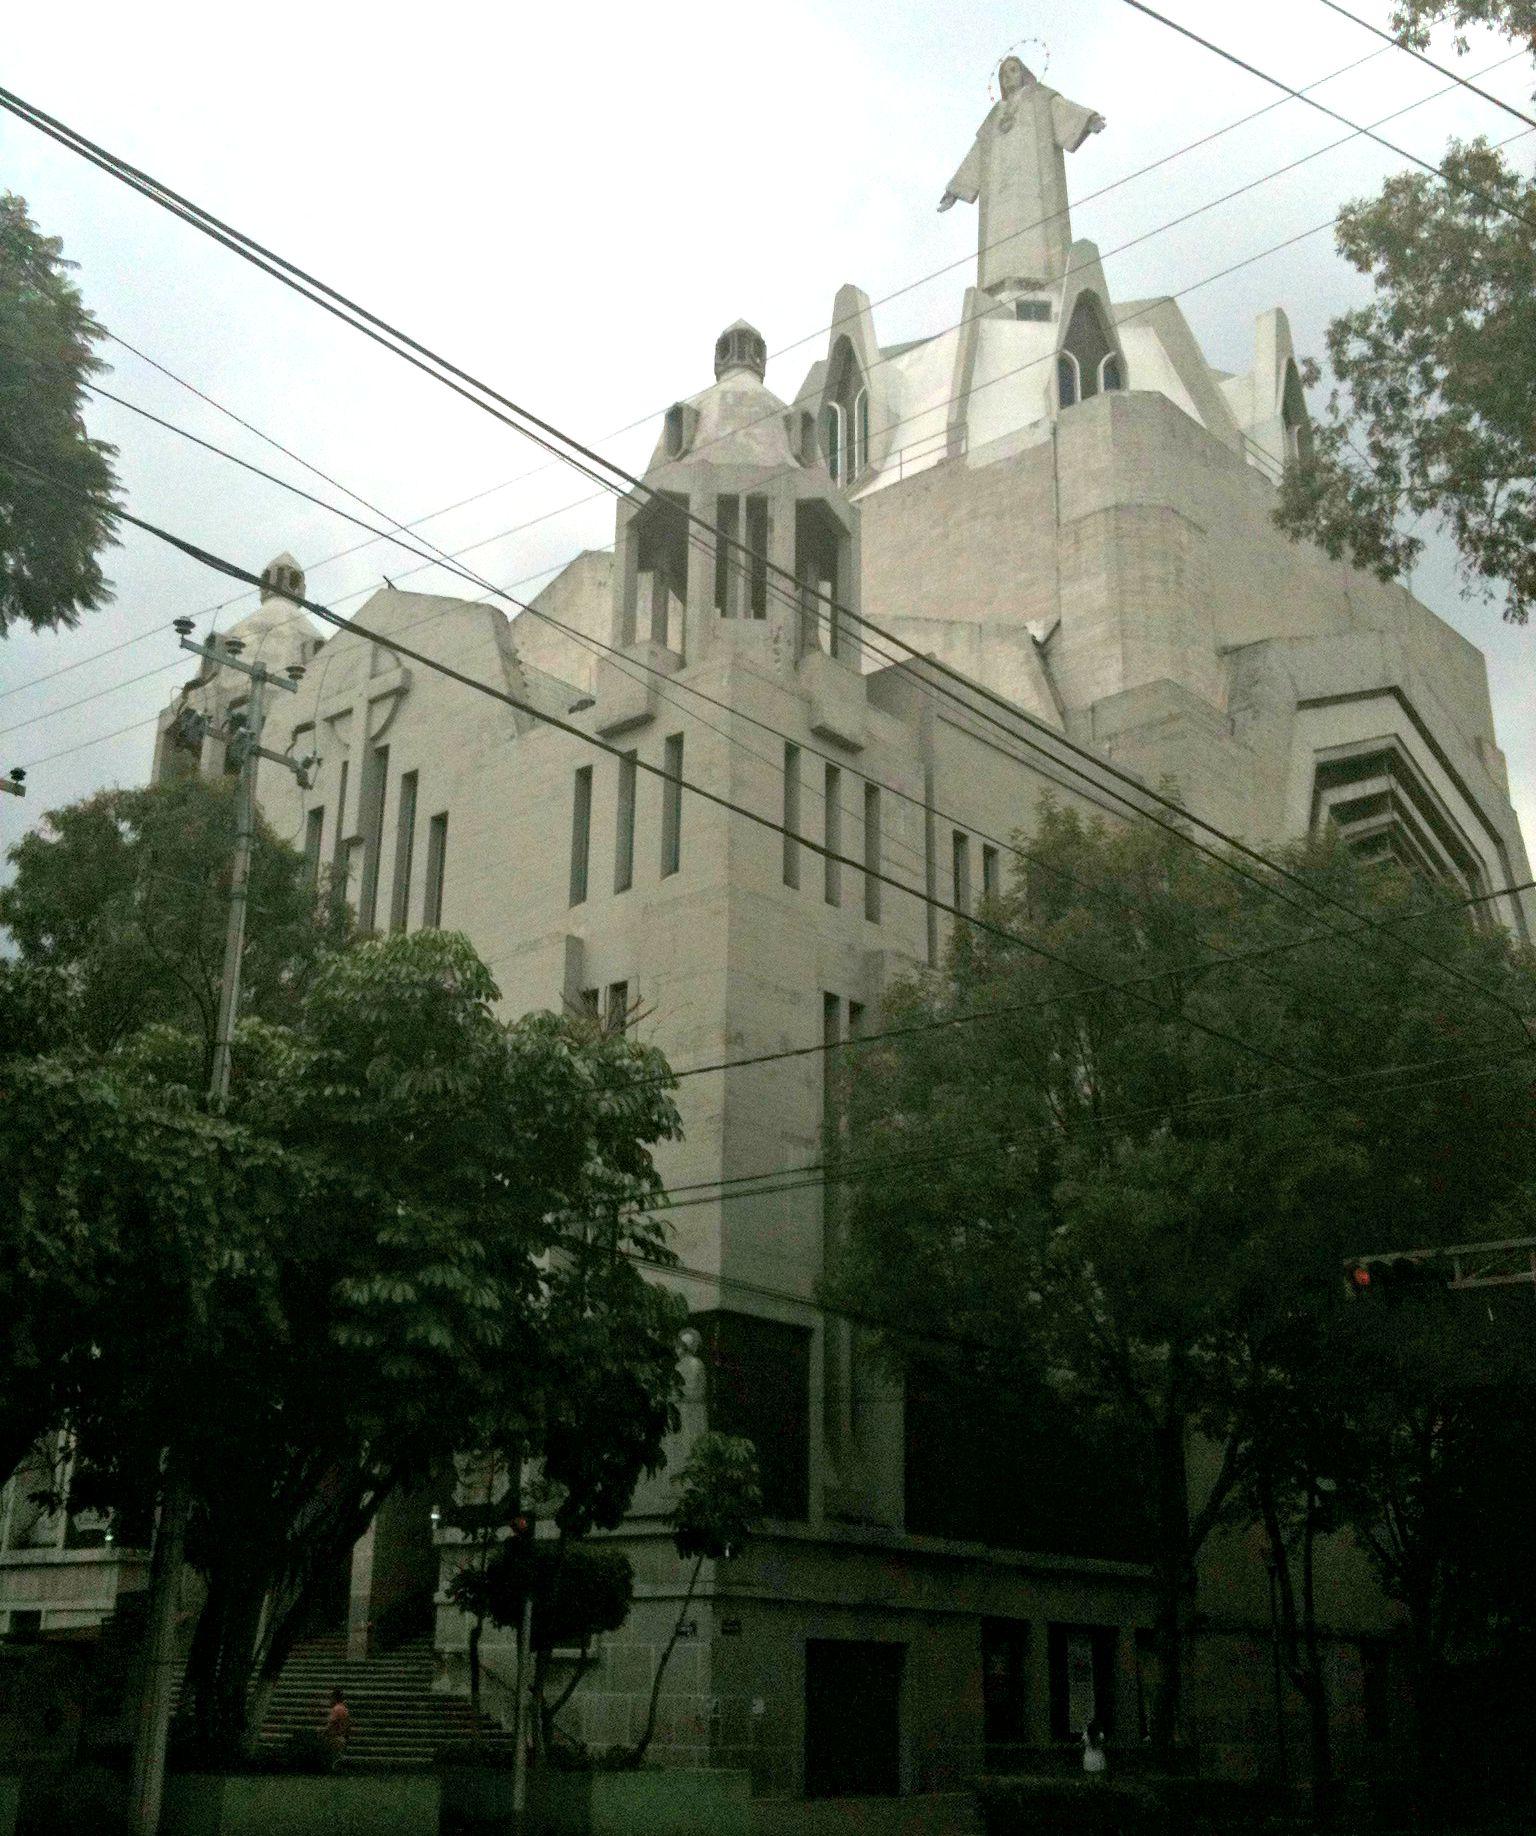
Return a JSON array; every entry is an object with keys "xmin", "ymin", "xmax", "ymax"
[
  {"xmin": 1315, "ymin": 1, "xmax": 1536, "ymax": 132},
  {"xmin": 635, "ymin": 874, "xmax": 1536, "ymax": 1090},
  {"xmin": 587, "ymin": 1037, "xmax": 1536, "ymax": 1225},
  {"xmin": 0, "ymin": 36, "xmax": 1410, "ymax": 711},
  {"xmin": 6, "ymin": 81, "xmax": 1528, "ymax": 1028},
  {"xmin": 20, "ymin": 365, "xmax": 1531, "ymax": 1120},
  {"xmin": 7, "ymin": 40, "xmax": 1513, "ymax": 723},
  {"xmin": 1, "ymin": 453, "xmax": 1369, "ymax": 1093},
  {"xmin": 1117, "ymin": 0, "xmax": 1536, "ymax": 235}
]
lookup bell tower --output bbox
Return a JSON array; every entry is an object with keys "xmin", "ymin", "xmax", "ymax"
[{"xmin": 609, "ymin": 320, "xmax": 861, "ymax": 674}]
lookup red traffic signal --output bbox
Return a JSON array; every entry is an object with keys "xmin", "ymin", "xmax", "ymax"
[{"xmin": 1348, "ymin": 1264, "xmax": 1372, "ymax": 1292}]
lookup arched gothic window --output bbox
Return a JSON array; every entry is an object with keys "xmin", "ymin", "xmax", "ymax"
[
  {"xmin": 1057, "ymin": 292, "xmax": 1119, "ymax": 410},
  {"xmin": 822, "ymin": 338, "xmax": 869, "ymax": 485},
  {"xmin": 820, "ymin": 401, "xmax": 845, "ymax": 484},
  {"xmin": 1281, "ymin": 361, "xmax": 1312, "ymax": 464}
]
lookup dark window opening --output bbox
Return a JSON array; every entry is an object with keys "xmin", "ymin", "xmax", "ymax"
[
  {"xmin": 331, "ymin": 759, "xmax": 351, "ymax": 885},
  {"xmin": 694, "ymin": 1310, "xmax": 811, "ymax": 1521},
  {"xmin": 796, "ymin": 499, "xmax": 850, "ymax": 658},
  {"xmin": 660, "ymin": 734, "xmax": 684, "ymax": 877},
  {"xmin": 423, "ymin": 813, "xmax": 448, "ymax": 928},
  {"xmin": 569, "ymin": 765, "xmax": 593, "ymax": 906},
  {"xmin": 303, "ymin": 806, "xmax": 325, "ymax": 890},
  {"xmin": 982, "ymin": 843, "xmax": 1001, "ymax": 902},
  {"xmin": 631, "ymin": 492, "xmax": 689, "ymax": 648},
  {"xmin": 1015, "ymin": 299, "xmax": 1051, "ymax": 322},
  {"xmin": 389, "ymin": 770, "xmax": 418, "ymax": 931},
  {"xmin": 783, "ymin": 743, "xmax": 801, "ymax": 889},
  {"xmin": 605, "ymin": 980, "xmax": 629, "ymax": 1034},
  {"xmin": 1099, "ymin": 352, "xmax": 1125, "ymax": 392},
  {"xmin": 983, "ymin": 1619, "xmax": 1031, "ymax": 1755},
  {"xmin": 1056, "ymin": 354, "xmax": 1079, "ymax": 410},
  {"xmin": 904, "ymin": 1361, "xmax": 1153, "ymax": 1561},
  {"xmin": 714, "ymin": 494, "xmax": 742, "ymax": 617},
  {"xmin": 952, "ymin": 830, "xmax": 971, "ymax": 915},
  {"xmin": 1048, "ymin": 1624, "xmax": 1118, "ymax": 1741},
  {"xmin": 357, "ymin": 744, "xmax": 389, "ymax": 932},
  {"xmin": 864, "ymin": 783, "xmax": 881, "ymax": 922},
  {"xmin": 1062, "ymin": 292, "xmax": 1115, "ymax": 403},
  {"xmin": 614, "ymin": 752, "xmax": 637, "ymax": 893},
  {"xmin": 745, "ymin": 495, "xmax": 769, "ymax": 618},
  {"xmin": 824, "ymin": 764, "xmax": 842, "ymax": 906}
]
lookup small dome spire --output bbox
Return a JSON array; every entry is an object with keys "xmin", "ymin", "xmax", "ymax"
[
  {"xmin": 259, "ymin": 553, "xmax": 306, "ymax": 604},
  {"xmin": 714, "ymin": 320, "xmax": 767, "ymax": 382}
]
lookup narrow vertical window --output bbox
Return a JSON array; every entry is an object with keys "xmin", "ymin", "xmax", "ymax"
[
  {"xmin": 569, "ymin": 765, "xmax": 593, "ymax": 906},
  {"xmin": 714, "ymin": 495, "xmax": 741, "ymax": 616},
  {"xmin": 782, "ymin": 743, "xmax": 801, "ymax": 889},
  {"xmin": 389, "ymin": 770, "xmax": 418, "ymax": 932},
  {"xmin": 423, "ymin": 812, "xmax": 448, "ymax": 928},
  {"xmin": 357, "ymin": 744, "xmax": 389, "ymax": 932},
  {"xmin": 821, "ymin": 993, "xmax": 841, "ymax": 1138},
  {"xmin": 1057, "ymin": 353, "xmax": 1079, "ymax": 410},
  {"xmin": 330, "ymin": 759, "xmax": 350, "ymax": 883},
  {"xmin": 852, "ymin": 388, "xmax": 869, "ymax": 477},
  {"xmin": 614, "ymin": 752, "xmax": 637, "ymax": 893},
  {"xmin": 303, "ymin": 806, "xmax": 324, "ymax": 890},
  {"xmin": 579, "ymin": 987, "xmax": 600, "ymax": 1022},
  {"xmin": 660, "ymin": 734, "xmax": 684, "ymax": 878},
  {"xmin": 953, "ymin": 830, "xmax": 972, "ymax": 915},
  {"xmin": 982, "ymin": 843, "xmax": 1001, "ymax": 903},
  {"xmin": 745, "ymin": 497, "xmax": 769, "ymax": 618},
  {"xmin": 823, "ymin": 764, "xmax": 842, "ymax": 907},
  {"xmin": 863, "ymin": 783, "xmax": 881, "ymax": 923},
  {"xmin": 606, "ymin": 980, "xmax": 630, "ymax": 1034}
]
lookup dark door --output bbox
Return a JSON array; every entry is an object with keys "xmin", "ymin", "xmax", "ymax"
[{"xmin": 805, "ymin": 1639, "xmax": 905, "ymax": 1798}]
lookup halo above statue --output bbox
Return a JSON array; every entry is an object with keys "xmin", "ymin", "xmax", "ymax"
[{"xmin": 987, "ymin": 37, "xmax": 1051, "ymax": 101}]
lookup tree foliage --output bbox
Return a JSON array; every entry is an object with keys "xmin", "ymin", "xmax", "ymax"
[
  {"xmin": 1276, "ymin": 7, "xmax": 1536, "ymax": 620},
  {"xmin": 0, "ymin": 193, "xmax": 119, "ymax": 636},
  {"xmin": 830, "ymin": 807, "xmax": 1536, "ymax": 1749},
  {"xmin": 0, "ymin": 776, "xmax": 349, "ymax": 1066},
  {"xmin": 0, "ymin": 778, "xmax": 685, "ymax": 1759}
]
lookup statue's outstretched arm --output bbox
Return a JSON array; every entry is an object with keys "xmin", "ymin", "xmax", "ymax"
[{"xmin": 940, "ymin": 137, "xmax": 981, "ymax": 211}]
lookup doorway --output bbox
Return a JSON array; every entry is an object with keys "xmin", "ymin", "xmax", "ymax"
[{"xmin": 805, "ymin": 1639, "xmax": 905, "ymax": 1797}]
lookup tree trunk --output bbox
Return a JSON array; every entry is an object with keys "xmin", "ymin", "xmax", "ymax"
[
  {"xmin": 468, "ymin": 1614, "xmax": 484, "ymax": 1739},
  {"xmin": 1299, "ymin": 1497, "xmax": 1334, "ymax": 1821},
  {"xmin": 629, "ymin": 1553, "xmax": 705, "ymax": 1769},
  {"xmin": 1148, "ymin": 1420, "xmax": 1188, "ymax": 1758},
  {"xmin": 128, "ymin": 1476, "xmax": 191, "ymax": 1836}
]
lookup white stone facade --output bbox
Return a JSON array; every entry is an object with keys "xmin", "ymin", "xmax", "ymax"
[{"xmin": 9, "ymin": 72, "xmax": 1529, "ymax": 1792}]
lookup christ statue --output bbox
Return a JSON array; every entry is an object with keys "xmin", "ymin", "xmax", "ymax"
[{"xmin": 939, "ymin": 57, "xmax": 1105, "ymax": 296}]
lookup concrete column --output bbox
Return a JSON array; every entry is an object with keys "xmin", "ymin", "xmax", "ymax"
[
  {"xmin": 1024, "ymin": 1620, "xmax": 1053, "ymax": 1746},
  {"xmin": 347, "ymin": 1522, "xmax": 376, "ymax": 1659},
  {"xmin": 685, "ymin": 491, "xmax": 717, "ymax": 662}
]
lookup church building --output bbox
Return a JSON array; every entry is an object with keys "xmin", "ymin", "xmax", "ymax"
[{"xmin": 5, "ymin": 56, "xmax": 1529, "ymax": 1798}]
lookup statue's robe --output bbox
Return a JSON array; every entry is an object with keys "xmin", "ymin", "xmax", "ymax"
[{"xmin": 945, "ymin": 82, "xmax": 1100, "ymax": 293}]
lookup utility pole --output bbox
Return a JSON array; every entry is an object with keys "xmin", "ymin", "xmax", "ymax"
[{"xmin": 127, "ymin": 618, "xmax": 312, "ymax": 1836}]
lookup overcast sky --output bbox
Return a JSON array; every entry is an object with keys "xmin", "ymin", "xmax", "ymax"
[{"xmin": 3, "ymin": 0, "xmax": 1532, "ymax": 869}]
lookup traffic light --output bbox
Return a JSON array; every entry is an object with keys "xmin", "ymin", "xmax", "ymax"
[{"xmin": 1343, "ymin": 1254, "xmax": 1442, "ymax": 1305}]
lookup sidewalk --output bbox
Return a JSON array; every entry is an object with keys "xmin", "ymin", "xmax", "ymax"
[{"xmin": 750, "ymin": 1794, "xmax": 981, "ymax": 1836}]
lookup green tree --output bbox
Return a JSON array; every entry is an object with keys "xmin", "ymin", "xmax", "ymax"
[
  {"xmin": 830, "ymin": 808, "xmax": 1536, "ymax": 1754},
  {"xmin": 0, "ymin": 193, "xmax": 119, "ymax": 636},
  {"xmin": 627, "ymin": 1432, "xmax": 762, "ymax": 1767},
  {"xmin": 0, "ymin": 779, "xmax": 685, "ymax": 1761},
  {"xmin": 449, "ymin": 1537, "xmax": 635, "ymax": 1758},
  {"xmin": 1274, "ymin": 7, "xmax": 1536, "ymax": 621},
  {"xmin": 0, "ymin": 775, "xmax": 349, "ymax": 1067}
]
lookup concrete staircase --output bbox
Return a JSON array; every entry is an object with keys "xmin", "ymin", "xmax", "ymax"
[{"xmin": 252, "ymin": 1633, "xmax": 516, "ymax": 1768}]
